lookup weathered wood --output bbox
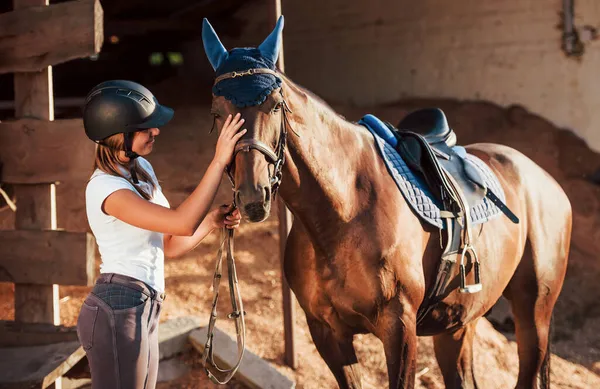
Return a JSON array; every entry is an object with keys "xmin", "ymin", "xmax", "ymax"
[
  {"xmin": 0, "ymin": 230, "xmax": 95, "ymax": 286},
  {"xmin": 270, "ymin": 0, "xmax": 297, "ymax": 370},
  {"xmin": 0, "ymin": 119, "xmax": 96, "ymax": 184},
  {"xmin": 9, "ymin": 3, "xmax": 74, "ymax": 388},
  {"xmin": 13, "ymin": 184, "xmax": 54, "ymax": 230},
  {"xmin": 0, "ymin": 321, "xmax": 78, "ymax": 347},
  {"xmin": 12, "ymin": 183, "xmax": 61, "ymax": 327},
  {"xmin": 0, "ymin": 341, "xmax": 85, "ymax": 389},
  {"xmin": 0, "ymin": 0, "xmax": 104, "ymax": 74},
  {"xmin": 189, "ymin": 327, "xmax": 296, "ymax": 389},
  {"xmin": 13, "ymin": 69, "xmax": 53, "ymax": 120},
  {"xmin": 14, "ymin": 285, "xmax": 60, "ymax": 325}
]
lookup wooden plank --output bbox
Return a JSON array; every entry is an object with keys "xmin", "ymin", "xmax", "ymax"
[
  {"xmin": 189, "ymin": 327, "xmax": 296, "ymax": 389},
  {"xmin": 0, "ymin": 0, "xmax": 104, "ymax": 74},
  {"xmin": 0, "ymin": 341, "xmax": 85, "ymax": 389},
  {"xmin": 0, "ymin": 320, "xmax": 78, "ymax": 347},
  {"xmin": 0, "ymin": 119, "xmax": 96, "ymax": 184},
  {"xmin": 0, "ymin": 230, "xmax": 95, "ymax": 286}
]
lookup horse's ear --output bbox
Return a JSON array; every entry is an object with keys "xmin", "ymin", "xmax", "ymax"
[
  {"xmin": 258, "ymin": 15, "xmax": 284, "ymax": 65},
  {"xmin": 202, "ymin": 18, "xmax": 229, "ymax": 71}
]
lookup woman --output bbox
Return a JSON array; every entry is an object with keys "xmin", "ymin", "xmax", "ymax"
[{"xmin": 76, "ymin": 80, "xmax": 246, "ymax": 389}]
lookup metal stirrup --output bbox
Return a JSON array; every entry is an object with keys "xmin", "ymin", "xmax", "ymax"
[{"xmin": 201, "ymin": 228, "xmax": 246, "ymax": 384}]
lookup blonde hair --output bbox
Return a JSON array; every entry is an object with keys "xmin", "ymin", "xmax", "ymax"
[{"xmin": 93, "ymin": 133, "xmax": 156, "ymax": 201}]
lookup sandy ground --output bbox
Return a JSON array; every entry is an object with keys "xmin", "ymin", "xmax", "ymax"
[{"xmin": 1, "ymin": 83, "xmax": 600, "ymax": 388}]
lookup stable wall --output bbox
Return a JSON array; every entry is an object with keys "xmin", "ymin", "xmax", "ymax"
[{"xmin": 270, "ymin": 0, "xmax": 600, "ymax": 152}]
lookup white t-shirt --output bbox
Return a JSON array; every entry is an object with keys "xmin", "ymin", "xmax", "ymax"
[{"xmin": 85, "ymin": 157, "xmax": 170, "ymax": 293}]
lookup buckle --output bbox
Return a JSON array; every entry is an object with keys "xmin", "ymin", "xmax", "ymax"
[{"xmin": 231, "ymin": 69, "xmax": 255, "ymax": 78}]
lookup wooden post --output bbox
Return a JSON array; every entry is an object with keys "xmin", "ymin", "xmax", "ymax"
[
  {"xmin": 0, "ymin": 1, "xmax": 101, "ymax": 386},
  {"xmin": 270, "ymin": 0, "xmax": 297, "ymax": 370},
  {"xmin": 13, "ymin": 0, "xmax": 59, "ymax": 327},
  {"xmin": 12, "ymin": 0, "xmax": 60, "ymax": 387}
]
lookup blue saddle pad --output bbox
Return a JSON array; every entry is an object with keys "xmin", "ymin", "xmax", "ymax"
[{"xmin": 358, "ymin": 114, "xmax": 505, "ymax": 229}]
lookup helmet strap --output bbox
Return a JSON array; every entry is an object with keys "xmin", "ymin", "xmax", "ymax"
[{"xmin": 123, "ymin": 132, "xmax": 140, "ymax": 184}]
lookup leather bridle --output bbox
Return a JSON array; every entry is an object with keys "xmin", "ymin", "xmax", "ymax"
[
  {"xmin": 212, "ymin": 67, "xmax": 293, "ymax": 199},
  {"xmin": 225, "ymin": 98, "xmax": 291, "ymax": 198},
  {"xmin": 201, "ymin": 68, "xmax": 293, "ymax": 384}
]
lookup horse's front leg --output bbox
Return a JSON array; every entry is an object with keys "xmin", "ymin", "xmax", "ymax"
[
  {"xmin": 378, "ymin": 302, "xmax": 418, "ymax": 389},
  {"xmin": 306, "ymin": 317, "xmax": 363, "ymax": 389}
]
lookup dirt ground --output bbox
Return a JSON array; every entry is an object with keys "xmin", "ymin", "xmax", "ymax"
[{"xmin": 1, "ymin": 77, "xmax": 600, "ymax": 388}]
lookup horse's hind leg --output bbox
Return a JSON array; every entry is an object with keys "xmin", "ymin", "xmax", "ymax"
[
  {"xmin": 433, "ymin": 319, "xmax": 479, "ymax": 389},
  {"xmin": 306, "ymin": 318, "xmax": 363, "ymax": 389},
  {"xmin": 504, "ymin": 216, "xmax": 570, "ymax": 389}
]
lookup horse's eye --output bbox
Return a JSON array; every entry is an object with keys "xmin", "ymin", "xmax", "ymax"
[
  {"xmin": 211, "ymin": 111, "xmax": 221, "ymax": 119},
  {"xmin": 272, "ymin": 103, "xmax": 282, "ymax": 114}
]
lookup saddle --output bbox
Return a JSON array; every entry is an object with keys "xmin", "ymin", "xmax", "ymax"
[
  {"xmin": 360, "ymin": 109, "xmax": 519, "ymax": 309},
  {"xmin": 393, "ymin": 108, "xmax": 486, "ymax": 210}
]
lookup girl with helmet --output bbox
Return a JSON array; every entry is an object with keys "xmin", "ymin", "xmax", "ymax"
[{"xmin": 76, "ymin": 80, "xmax": 246, "ymax": 388}]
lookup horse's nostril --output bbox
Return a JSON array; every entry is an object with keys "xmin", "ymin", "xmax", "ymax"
[{"xmin": 264, "ymin": 186, "xmax": 271, "ymax": 203}]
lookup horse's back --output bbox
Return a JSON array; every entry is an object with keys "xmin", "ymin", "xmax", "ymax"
[{"xmin": 465, "ymin": 142, "xmax": 571, "ymax": 221}]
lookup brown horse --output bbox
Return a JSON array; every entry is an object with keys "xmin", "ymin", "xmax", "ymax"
[{"xmin": 203, "ymin": 17, "xmax": 571, "ymax": 389}]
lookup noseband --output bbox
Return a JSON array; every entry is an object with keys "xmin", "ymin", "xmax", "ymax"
[{"xmin": 214, "ymin": 68, "xmax": 293, "ymax": 199}]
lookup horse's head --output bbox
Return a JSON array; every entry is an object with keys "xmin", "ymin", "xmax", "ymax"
[{"xmin": 203, "ymin": 17, "xmax": 288, "ymax": 223}]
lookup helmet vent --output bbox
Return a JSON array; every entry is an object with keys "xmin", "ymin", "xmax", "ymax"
[{"xmin": 115, "ymin": 89, "xmax": 152, "ymax": 106}]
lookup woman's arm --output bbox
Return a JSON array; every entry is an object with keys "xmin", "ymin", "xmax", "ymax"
[
  {"xmin": 103, "ymin": 114, "xmax": 246, "ymax": 236},
  {"xmin": 164, "ymin": 205, "xmax": 241, "ymax": 258}
]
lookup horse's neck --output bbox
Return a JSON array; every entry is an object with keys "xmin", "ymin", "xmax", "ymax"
[{"xmin": 279, "ymin": 82, "xmax": 374, "ymax": 247}]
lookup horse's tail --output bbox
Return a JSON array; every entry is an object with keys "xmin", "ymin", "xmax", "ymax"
[{"xmin": 540, "ymin": 314, "xmax": 553, "ymax": 389}]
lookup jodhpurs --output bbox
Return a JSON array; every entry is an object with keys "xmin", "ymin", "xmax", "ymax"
[{"xmin": 76, "ymin": 273, "xmax": 164, "ymax": 389}]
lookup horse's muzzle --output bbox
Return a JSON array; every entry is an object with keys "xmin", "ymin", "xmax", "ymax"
[{"xmin": 235, "ymin": 185, "xmax": 272, "ymax": 223}]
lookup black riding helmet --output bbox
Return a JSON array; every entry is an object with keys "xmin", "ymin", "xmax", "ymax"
[{"xmin": 83, "ymin": 80, "xmax": 174, "ymax": 183}]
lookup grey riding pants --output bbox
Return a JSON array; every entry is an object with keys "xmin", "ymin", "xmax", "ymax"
[{"xmin": 76, "ymin": 273, "xmax": 164, "ymax": 389}]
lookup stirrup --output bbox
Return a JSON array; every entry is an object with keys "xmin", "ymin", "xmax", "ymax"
[{"xmin": 458, "ymin": 244, "xmax": 482, "ymax": 294}]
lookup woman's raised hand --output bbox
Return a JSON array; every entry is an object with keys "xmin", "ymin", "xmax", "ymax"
[{"xmin": 214, "ymin": 113, "xmax": 247, "ymax": 166}]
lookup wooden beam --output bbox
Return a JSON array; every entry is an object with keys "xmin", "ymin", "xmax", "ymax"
[
  {"xmin": 0, "ymin": 118, "xmax": 96, "ymax": 184},
  {"xmin": 0, "ymin": 320, "xmax": 78, "ymax": 347},
  {"xmin": 270, "ymin": 0, "xmax": 297, "ymax": 370},
  {"xmin": 0, "ymin": 341, "xmax": 85, "ymax": 389},
  {"xmin": 0, "ymin": 230, "xmax": 95, "ymax": 286},
  {"xmin": 189, "ymin": 327, "xmax": 295, "ymax": 389},
  {"xmin": 0, "ymin": 0, "xmax": 104, "ymax": 74}
]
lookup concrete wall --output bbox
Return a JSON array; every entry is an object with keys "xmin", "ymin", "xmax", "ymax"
[{"xmin": 261, "ymin": 0, "xmax": 600, "ymax": 152}]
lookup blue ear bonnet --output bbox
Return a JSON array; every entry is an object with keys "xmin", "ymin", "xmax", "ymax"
[{"xmin": 213, "ymin": 48, "xmax": 282, "ymax": 108}]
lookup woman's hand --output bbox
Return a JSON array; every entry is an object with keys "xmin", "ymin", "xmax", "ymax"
[
  {"xmin": 208, "ymin": 204, "xmax": 242, "ymax": 230},
  {"xmin": 214, "ymin": 113, "xmax": 247, "ymax": 167}
]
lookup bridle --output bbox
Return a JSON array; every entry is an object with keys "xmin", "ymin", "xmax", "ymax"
[
  {"xmin": 201, "ymin": 67, "xmax": 294, "ymax": 384},
  {"xmin": 215, "ymin": 68, "xmax": 294, "ymax": 199}
]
